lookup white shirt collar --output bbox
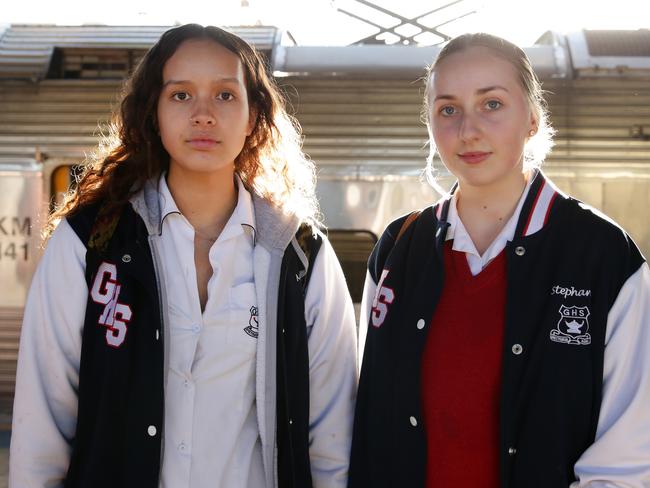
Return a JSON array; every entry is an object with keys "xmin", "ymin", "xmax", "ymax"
[
  {"xmin": 158, "ymin": 173, "xmax": 256, "ymax": 241},
  {"xmin": 444, "ymin": 177, "xmax": 532, "ymax": 274}
]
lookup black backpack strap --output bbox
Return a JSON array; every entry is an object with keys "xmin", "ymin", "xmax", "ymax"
[{"xmin": 294, "ymin": 222, "xmax": 324, "ymax": 293}]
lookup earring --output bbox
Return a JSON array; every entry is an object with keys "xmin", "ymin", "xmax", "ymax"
[{"xmin": 528, "ymin": 129, "xmax": 536, "ymax": 137}]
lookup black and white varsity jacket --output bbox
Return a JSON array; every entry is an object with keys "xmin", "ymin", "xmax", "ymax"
[
  {"xmin": 349, "ymin": 171, "xmax": 650, "ymax": 488},
  {"xmin": 10, "ymin": 179, "xmax": 357, "ymax": 488}
]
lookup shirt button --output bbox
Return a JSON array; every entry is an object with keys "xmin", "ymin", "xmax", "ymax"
[
  {"xmin": 155, "ymin": 329, "xmax": 160, "ymax": 340},
  {"xmin": 416, "ymin": 319, "xmax": 425, "ymax": 330},
  {"xmin": 192, "ymin": 324, "xmax": 201, "ymax": 333},
  {"xmin": 514, "ymin": 246, "xmax": 526, "ymax": 256},
  {"xmin": 147, "ymin": 425, "xmax": 157, "ymax": 437},
  {"xmin": 409, "ymin": 416, "xmax": 418, "ymax": 427},
  {"xmin": 183, "ymin": 378, "xmax": 192, "ymax": 388},
  {"xmin": 179, "ymin": 442, "xmax": 187, "ymax": 452},
  {"xmin": 508, "ymin": 447, "xmax": 517, "ymax": 455},
  {"xmin": 121, "ymin": 254, "xmax": 132, "ymax": 263},
  {"xmin": 512, "ymin": 344, "xmax": 523, "ymax": 355}
]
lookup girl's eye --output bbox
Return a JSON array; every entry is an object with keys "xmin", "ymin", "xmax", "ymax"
[
  {"xmin": 217, "ymin": 92, "xmax": 234, "ymax": 101},
  {"xmin": 172, "ymin": 92, "xmax": 190, "ymax": 101},
  {"xmin": 485, "ymin": 99, "xmax": 502, "ymax": 110},
  {"xmin": 439, "ymin": 106, "xmax": 456, "ymax": 116}
]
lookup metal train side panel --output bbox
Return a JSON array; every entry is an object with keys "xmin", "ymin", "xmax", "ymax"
[{"xmin": 0, "ymin": 164, "xmax": 43, "ymax": 413}]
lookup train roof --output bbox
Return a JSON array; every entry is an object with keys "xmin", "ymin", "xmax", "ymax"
[
  {"xmin": 0, "ymin": 24, "xmax": 281, "ymax": 81},
  {"xmin": 0, "ymin": 24, "xmax": 649, "ymax": 81}
]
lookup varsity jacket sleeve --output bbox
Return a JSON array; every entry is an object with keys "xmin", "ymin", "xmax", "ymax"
[
  {"xmin": 304, "ymin": 237, "xmax": 358, "ymax": 488},
  {"xmin": 9, "ymin": 219, "xmax": 86, "ymax": 488},
  {"xmin": 572, "ymin": 262, "xmax": 650, "ymax": 487}
]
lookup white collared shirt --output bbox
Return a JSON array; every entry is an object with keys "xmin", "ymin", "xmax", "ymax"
[
  {"xmin": 445, "ymin": 180, "xmax": 532, "ymax": 276},
  {"xmin": 157, "ymin": 174, "xmax": 264, "ymax": 488}
]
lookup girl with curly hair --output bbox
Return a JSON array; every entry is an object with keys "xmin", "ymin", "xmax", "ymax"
[{"xmin": 11, "ymin": 24, "xmax": 356, "ymax": 488}]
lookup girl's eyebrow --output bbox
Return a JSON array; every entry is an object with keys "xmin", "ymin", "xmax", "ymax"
[
  {"xmin": 162, "ymin": 77, "xmax": 242, "ymax": 87},
  {"xmin": 476, "ymin": 85, "xmax": 509, "ymax": 95},
  {"xmin": 433, "ymin": 85, "xmax": 510, "ymax": 102}
]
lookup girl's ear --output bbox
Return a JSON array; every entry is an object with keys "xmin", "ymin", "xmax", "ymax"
[{"xmin": 529, "ymin": 111, "xmax": 538, "ymax": 137}]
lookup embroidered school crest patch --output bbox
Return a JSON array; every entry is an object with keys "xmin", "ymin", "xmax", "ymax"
[
  {"xmin": 550, "ymin": 305, "xmax": 591, "ymax": 345},
  {"xmin": 244, "ymin": 306, "xmax": 259, "ymax": 338}
]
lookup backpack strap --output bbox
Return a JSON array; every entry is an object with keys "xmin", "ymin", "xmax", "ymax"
[
  {"xmin": 395, "ymin": 210, "xmax": 421, "ymax": 243},
  {"xmin": 294, "ymin": 222, "xmax": 324, "ymax": 292}
]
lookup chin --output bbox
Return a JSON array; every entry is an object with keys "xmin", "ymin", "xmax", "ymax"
[
  {"xmin": 170, "ymin": 157, "xmax": 236, "ymax": 175},
  {"xmin": 457, "ymin": 170, "xmax": 504, "ymax": 188}
]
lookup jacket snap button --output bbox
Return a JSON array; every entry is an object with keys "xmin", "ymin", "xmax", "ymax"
[
  {"xmin": 147, "ymin": 425, "xmax": 157, "ymax": 437},
  {"xmin": 512, "ymin": 344, "xmax": 523, "ymax": 355},
  {"xmin": 122, "ymin": 254, "xmax": 132, "ymax": 263},
  {"xmin": 416, "ymin": 319, "xmax": 425, "ymax": 330},
  {"xmin": 514, "ymin": 246, "xmax": 526, "ymax": 256},
  {"xmin": 409, "ymin": 416, "xmax": 418, "ymax": 427},
  {"xmin": 508, "ymin": 447, "xmax": 517, "ymax": 455}
]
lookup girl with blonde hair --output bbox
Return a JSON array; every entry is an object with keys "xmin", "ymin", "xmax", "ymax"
[{"xmin": 350, "ymin": 32, "xmax": 650, "ymax": 488}]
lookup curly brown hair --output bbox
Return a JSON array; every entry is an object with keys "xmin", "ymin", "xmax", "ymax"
[{"xmin": 48, "ymin": 24, "xmax": 318, "ymax": 236}]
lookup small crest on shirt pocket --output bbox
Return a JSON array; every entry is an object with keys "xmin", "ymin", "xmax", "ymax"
[
  {"xmin": 550, "ymin": 305, "xmax": 591, "ymax": 346},
  {"xmin": 244, "ymin": 305, "xmax": 259, "ymax": 338}
]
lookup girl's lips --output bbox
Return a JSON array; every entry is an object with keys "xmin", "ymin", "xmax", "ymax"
[
  {"xmin": 187, "ymin": 138, "xmax": 219, "ymax": 150},
  {"xmin": 458, "ymin": 152, "xmax": 491, "ymax": 164}
]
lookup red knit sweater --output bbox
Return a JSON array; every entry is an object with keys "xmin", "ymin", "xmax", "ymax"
[{"xmin": 421, "ymin": 241, "xmax": 507, "ymax": 488}]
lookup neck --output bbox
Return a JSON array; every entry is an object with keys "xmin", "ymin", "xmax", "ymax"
[
  {"xmin": 166, "ymin": 165, "xmax": 238, "ymax": 240},
  {"xmin": 456, "ymin": 168, "xmax": 528, "ymax": 218},
  {"xmin": 454, "ymin": 168, "xmax": 529, "ymax": 256}
]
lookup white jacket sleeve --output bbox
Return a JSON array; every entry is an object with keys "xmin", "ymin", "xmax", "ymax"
[
  {"xmin": 304, "ymin": 237, "xmax": 358, "ymax": 488},
  {"xmin": 572, "ymin": 262, "xmax": 650, "ymax": 487},
  {"xmin": 9, "ymin": 219, "xmax": 87, "ymax": 488}
]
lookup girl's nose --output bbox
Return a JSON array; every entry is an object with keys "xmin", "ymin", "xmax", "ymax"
[
  {"xmin": 190, "ymin": 100, "xmax": 215, "ymax": 126},
  {"xmin": 458, "ymin": 113, "xmax": 481, "ymax": 142}
]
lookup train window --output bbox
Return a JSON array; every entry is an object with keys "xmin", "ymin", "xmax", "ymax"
[
  {"xmin": 326, "ymin": 230, "xmax": 377, "ymax": 303},
  {"xmin": 47, "ymin": 47, "xmax": 146, "ymax": 79},
  {"xmin": 50, "ymin": 165, "xmax": 84, "ymax": 208}
]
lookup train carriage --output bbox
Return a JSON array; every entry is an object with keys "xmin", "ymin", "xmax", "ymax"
[{"xmin": 0, "ymin": 24, "xmax": 649, "ymax": 417}]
